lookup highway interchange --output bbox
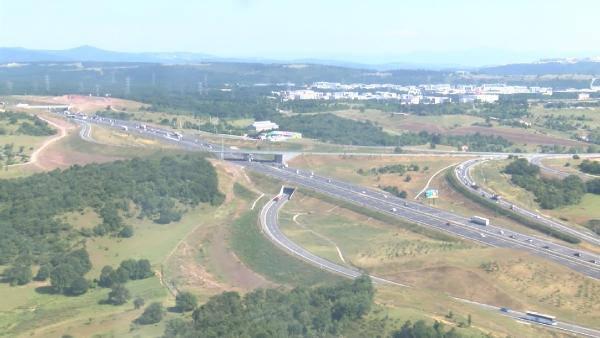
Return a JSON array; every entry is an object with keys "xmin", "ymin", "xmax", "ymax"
[
  {"xmin": 70, "ymin": 114, "xmax": 600, "ymax": 336},
  {"xmin": 261, "ymin": 188, "xmax": 600, "ymax": 338}
]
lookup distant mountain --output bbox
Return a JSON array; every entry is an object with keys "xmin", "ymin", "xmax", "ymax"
[
  {"xmin": 3, "ymin": 46, "xmax": 600, "ymax": 76},
  {"xmin": 479, "ymin": 57, "xmax": 600, "ymax": 75},
  {"xmin": 0, "ymin": 45, "xmax": 217, "ymax": 64}
]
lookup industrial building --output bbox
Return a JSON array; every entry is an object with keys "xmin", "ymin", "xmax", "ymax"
[
  {"xmin": 251, "ymin": 120, "xmax": 279, "ymax": 132},
  {"xmin": 259, "ymin": 130, "xmax": 302, "ymax": 142}
]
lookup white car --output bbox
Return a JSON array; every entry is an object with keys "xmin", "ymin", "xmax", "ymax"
[
  {"xmin": 391, "ymin": 208, "xmax": 397, "ymax": 212},
  {"xmin": 480, "ymin": 233, "xmax": 486, "ymax": 238}
]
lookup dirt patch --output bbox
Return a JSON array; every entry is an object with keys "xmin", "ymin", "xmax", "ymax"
[
  {"xmin": 386, "ymin": 265, "xmax": 520, "ymax": 309},
  {"xmin": 448, "ymin": 126, "xmax": 583, "ymax": 147},
  {"xmin": 395, "ymin": 120, "xmax": 446, "ymax": 134},
  {"xmin": 14, "ymin": 95, "xmax": 146, "ymax": 113},
  {"xmin": 34, "ymin": 131, "xmax": 121, "ymax": 170},
  {"xmin": 208, "ymin": 217, "xmax": 274, "ymax": 291}
]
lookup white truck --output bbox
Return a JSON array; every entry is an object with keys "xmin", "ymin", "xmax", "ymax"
[{"xmin": 471, "ymin": 216, "xmax": 490, "ymax": 226}]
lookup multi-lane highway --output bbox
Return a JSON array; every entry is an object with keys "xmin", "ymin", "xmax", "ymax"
[
  {"xmin": 261, "ymin": 193, "xmax": 406, "ymax": 286},
  {"xmin": 69, "ymin": 113, "xmax": 600, "ymax": 279},
  {"xmin": 263, "ymin": 187, "xmax": 600, "ymax": 338},
  {"xmin": 245, "ymin": 162, "xmax": 600, "ymax": 279},
  {"xmin": 457, "ymin": 158, "xmax": 600, "ymax": 246},
  {"xmin": 67, "ymin": 113, "xmax": 600, "ymax": 335}
]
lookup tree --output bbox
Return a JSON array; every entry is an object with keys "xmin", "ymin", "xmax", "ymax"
[
  {"xmin": 134, "ymin": 297, "xmax": 145, "ymax": 309},
  {"xmin": 136, "ymin": 302, "xmax": 165, "ymax": 325},
  {"xmin": 35, "ymin": 264, "xmax": 51, "ymax": 281},
  {"xmin": 50, "ymin": 264, "xmax": 79, "ymax": 294},
  {"xmin": 98, "ymin": 265, "xmax": 115, "ymax": 287},
  {"xmin": 118, "ymin": 225, "xmax": 134, "ymax": 238},
  {"xmin": 4, "ymin": 264, "xmax": 32, "ymax": 286},
  {"xmin": 107, "ymin": 284, "xmax": 130, "ymax": 305},
  {"xmin": 135, "ymin": 259, "xmax": 153, "ymax": 279},
  {"xmin": 176, "ymin": 291, "xmax": 198, "ymax": 312},
  {"xmin": 69, "ymin": 277, "xmax": 89, "ymax": 296}
]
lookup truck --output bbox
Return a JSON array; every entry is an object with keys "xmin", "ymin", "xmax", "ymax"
[{"xmin": 471, "ymin": 216, "xmax": 490, "ymax": 226}]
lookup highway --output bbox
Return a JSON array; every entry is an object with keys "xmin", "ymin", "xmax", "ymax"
[
  {"xmin": 530, "ymin": 154, "xmax": 600, "ymax": 179},
  {"xmin": 68, "ymin": 113, "xmax": 600, "ymax": 336},
  {"xmin": 263, "ymin": 188, "xmax": 600, "ymax": 337},
  {"xmin": 245, "ymin": 162, "xmax": 600, "ymax": 280},
  {"xmin": 260, "ymin": 193, "xmax": 406, "ymax": 286},
  {"xmin": 69, "ymin": 113, "xmax": 600, "ymax": 279},
  {"xmin": 457, "ymin": 158, "xmax": 600, "ymax": 246}
]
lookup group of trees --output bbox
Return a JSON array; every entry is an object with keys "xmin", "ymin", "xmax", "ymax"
[
  {"xmin": 280, "ymin": 100, "xmax": 351, "ymax": 114},
  {"xmin": 0, "ymin": 155, "xmax": 223, "ymax": 270},
  {"xmin": 0, "ymin": 111, "xmax": 56, "ymax": 136},
  {"xmin": 163, "ymin": 275, "xmax": 374, "ymax": 337},
  {"xmin": 2, "ymin": 249, "xmax": 93, "ymax": 295},
  {"xmin": 359, "ymin": 163, "xmax": 420, "ymax": 176},
  {"xmin": 273, "ymin": 113, "xmax": 512, "ymax": 151},
  {"xmin": 391, "ymin": 320, "xmax": 465, "ymax": 338},
  {"xmin": 98, "ymin": 259, "xmax": 153, "ymax": 288},
  {"xmin": 579, "ymin": 159, "xmax": 600, "ymax": 175},
  {"xmin": 380, "ymin": 185, "xmax": 408, "ymax": 199},
  {"xmin": 361, "ymin": 97, "xmax": 529, "ymax": 120},
  {"xmin": 504, "ymin": 158, "xmax": 600, "ymax": 209},
  {"xmin": 96, "ymin": 110, "xmax": 134, "ymax": 121}
]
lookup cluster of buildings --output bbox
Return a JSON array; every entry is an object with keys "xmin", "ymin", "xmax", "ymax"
[
  {"xmin": 249, "ymin": 120, "xmax": 302, "ymax": 142},
  {"xmin": 276, "ymin": 82, "xmax": 556, "ymax": 105}
]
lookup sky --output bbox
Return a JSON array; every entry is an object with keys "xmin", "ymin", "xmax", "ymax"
[{"xmin": 1, "ymin": 0, "xmax": 600, "ymax": 66}]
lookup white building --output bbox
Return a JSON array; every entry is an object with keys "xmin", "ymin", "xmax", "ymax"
[
  {"xmin": 251, "ymin": 121, "xmax": 279, "ymax": 132},
  {"xmin": 578, "ymin": 93, "xmax": 591, "ymax": 101}
]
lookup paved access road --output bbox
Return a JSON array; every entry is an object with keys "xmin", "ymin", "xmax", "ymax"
[{"xmin": 457, "ymin": 158, "xmax": 600, "ymax": 247}]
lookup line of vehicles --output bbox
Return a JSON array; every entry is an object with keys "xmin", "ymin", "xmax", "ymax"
[{"xmin": 67, "ymin": 112, "xmax": 600, "ymax": 335}]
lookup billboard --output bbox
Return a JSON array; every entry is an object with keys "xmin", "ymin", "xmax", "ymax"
[{"xmin": 425, "ymin": 189, "xmax": 439, "ymax": 199}]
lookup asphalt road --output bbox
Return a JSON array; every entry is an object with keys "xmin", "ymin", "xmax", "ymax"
[
  {"xmin": 71, "ymin": 114, "xmax": 600, "ymax": 279},
  {"xmin": 245, "ymin": 162, "xmax": 600, "ymax": 280},
  {"xmin": 71, "ymin": 114, "xmax": 600, "ymax": 336},
  {"xmin": 260, "ymin": 194, "xmax": 406, "ymax": 286},
  {"xmin": 264, "ymin": 188, "xmax": 600, "ymax": 337},
  {"xmin": 458, "ymin": 158, "xmax": 600, "ymax": 246},
  {"xmin": 530, "ymin": 154, "xmax": 600, "ymax": 179}
]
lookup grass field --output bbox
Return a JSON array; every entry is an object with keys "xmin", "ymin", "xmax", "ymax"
[
  {"xmin": 472, "ymin": 160, "xmax": 600, "ymax": 232},
  {"xmin": 541, "ymin": 157, "xmax": 600, "ymax": 178},
  {"xmin": 335, "ymin": 109, "xmax": 486, "ymax": 134},
  {"xmin": 334, "ymin": 108, "xmax": 583, "ymax": 151},
  {"xmin": 0, "ymin": 158, "xmax": 264, "ymax": 337},
  {"xmin": 278, "ymin": 192, "xmax": 600, "ymax": 332},
  {"xmin": 289, "ymin": 154, "xmax": 473, "ymax": 199}
]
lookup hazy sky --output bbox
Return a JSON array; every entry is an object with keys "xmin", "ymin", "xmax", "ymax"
[{"xmin": 2, "ymin": 0, "xmax": 600, "ymax": 64}]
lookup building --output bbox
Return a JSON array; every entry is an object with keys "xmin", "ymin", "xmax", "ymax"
[
  {"xmin": 259, "ymin": 131, "xmax": 302, "ymax": 142},
  {"xmin": 459, "ymin": 94, "xmax": 499, "ymax": 104},
  {"xmin": 578, "ymin": 93, "xmax": 591, "ymax": 101},
  {"xmin": 251, "ymin": 120, "xmax": 279, "ymax": 132}
]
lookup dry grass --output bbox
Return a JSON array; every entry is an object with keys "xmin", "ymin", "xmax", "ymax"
[
  {"xmin": 280, "ymin": 192, "xmax": 600, "ymax": 330},
  {"xmin": 289, "ymin": 154, "xmax": 473, "ymax": 198}
]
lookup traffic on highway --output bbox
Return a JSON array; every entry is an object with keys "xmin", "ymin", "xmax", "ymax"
[{"xmin": 69, "ymin": 113, "xmax": 600, "ymax": 280}]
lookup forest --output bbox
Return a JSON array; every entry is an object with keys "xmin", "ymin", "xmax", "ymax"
[
  {"xmin": 0, "ymin": 155, "xmax": 223, "ymax": 272},
  {"xmin": 504, "ymin": 158, "xmax": 600, "ymax": 209},
  {"xmin": 162, "ymin": 275, "xmax": 468, "ymax": 338},
  {"xmin": 274, "ymin": 113, "xmax": 512, "ymax": 151},
  {"xmin": 579, "ymin": 159, "xmax": 600, "ymax": 175},
  {"xmin": 0, "ymin": 111, "xmax": 57, "ymax": 136}
]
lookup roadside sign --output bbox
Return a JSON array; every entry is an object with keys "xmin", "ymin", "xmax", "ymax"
[{"xmin": 425, "ymin": 189, "xmax": 439, "ymax": 199}]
